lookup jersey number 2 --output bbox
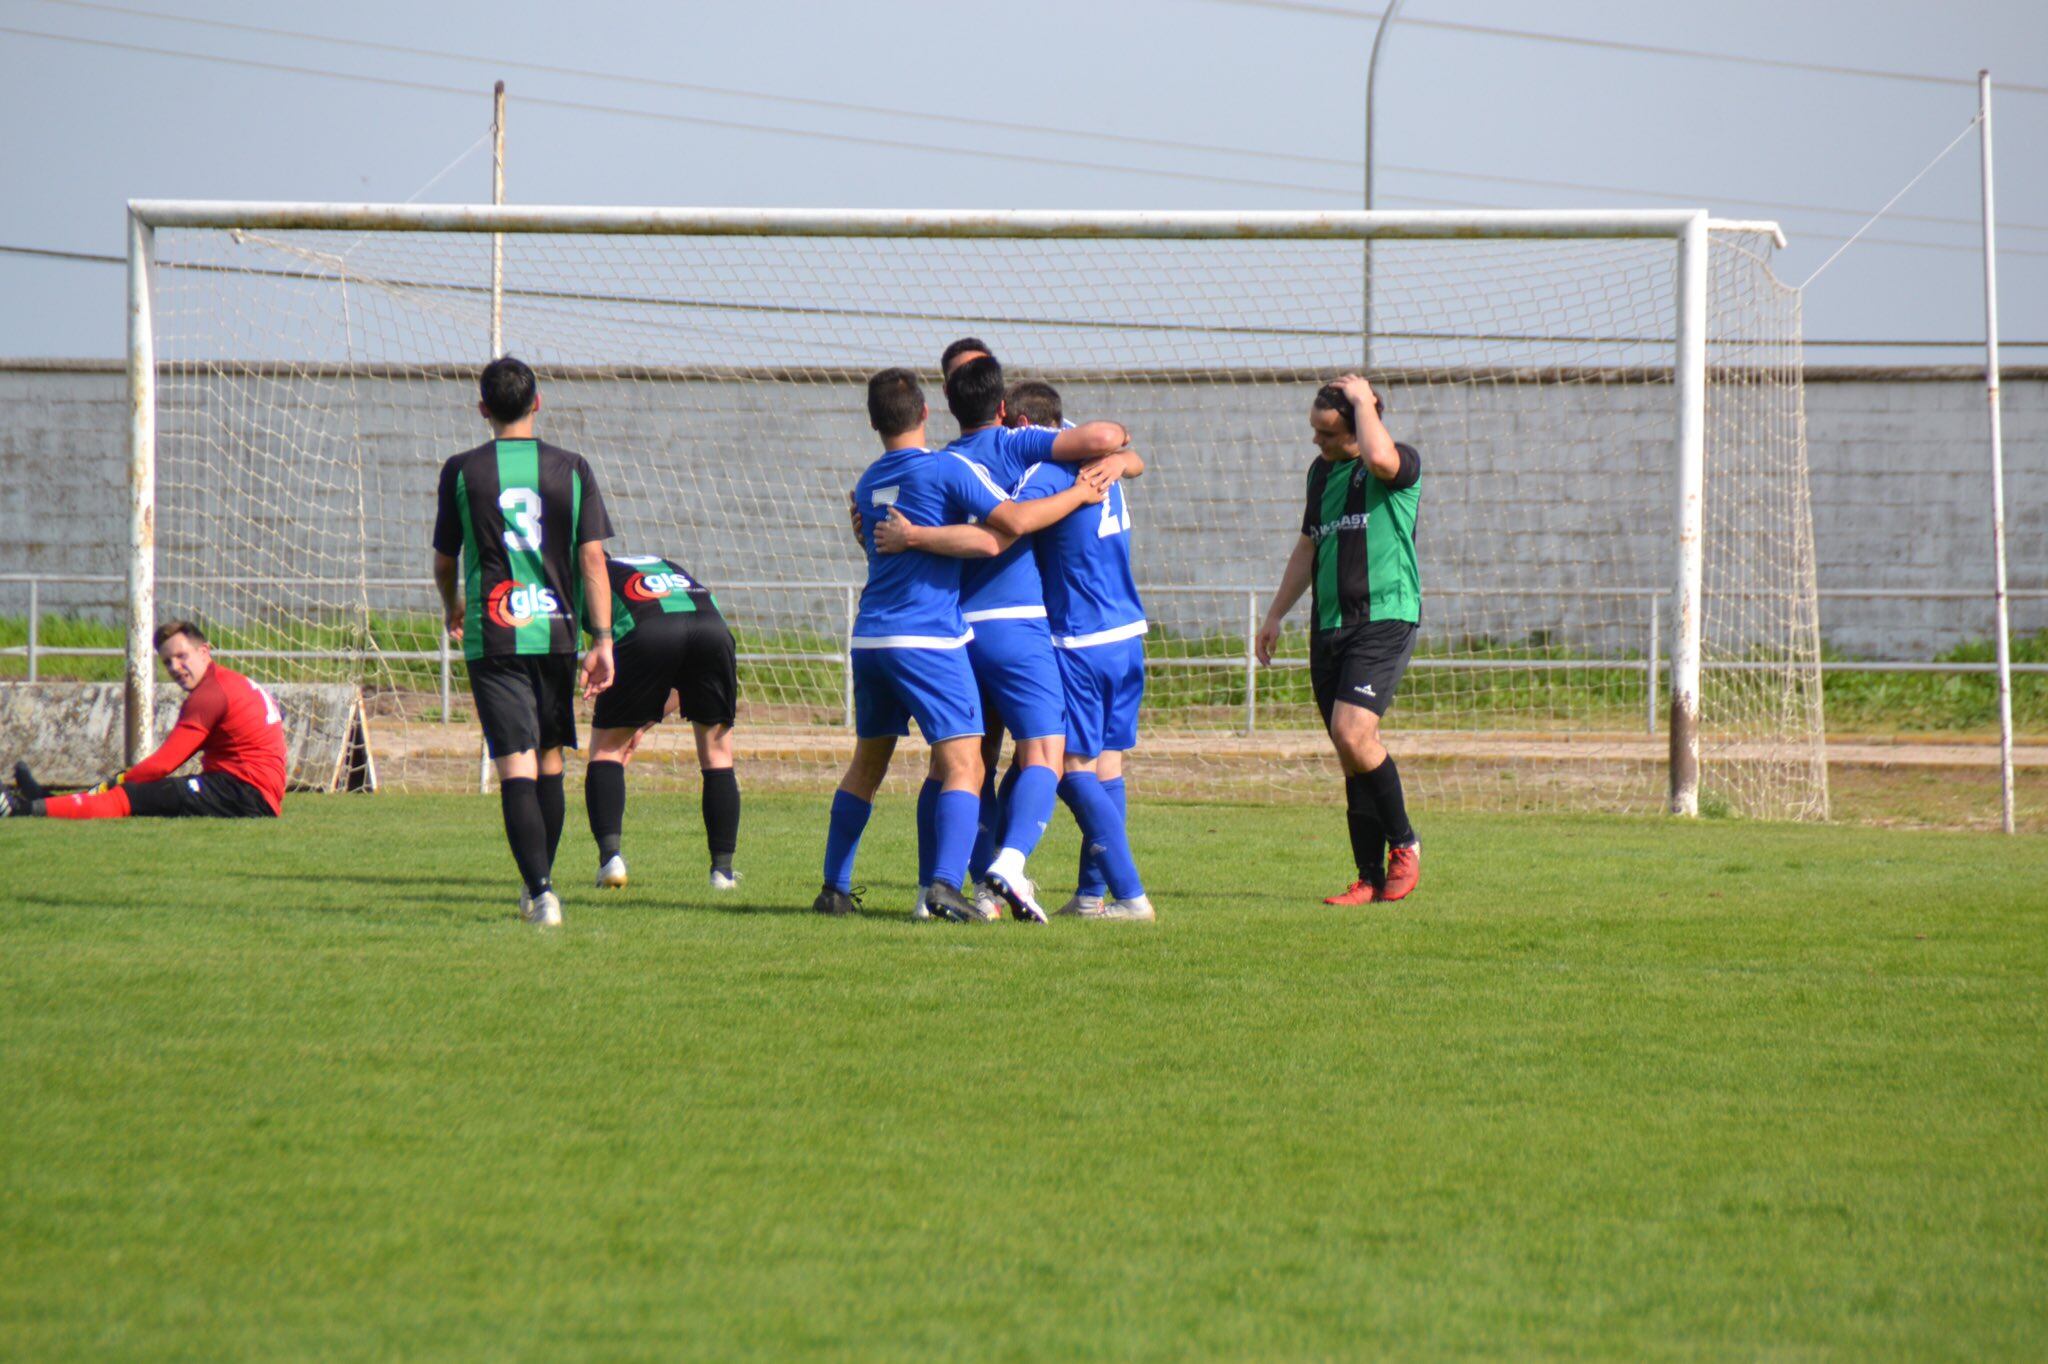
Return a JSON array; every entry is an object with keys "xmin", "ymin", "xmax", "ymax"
[
  {"xmin": 500, "ymin": 488, "xmax": 543, "ymax": 552},
  {"xmin": 1096, "ymin": 484, "xmax": 1132, "ymax": 539}
]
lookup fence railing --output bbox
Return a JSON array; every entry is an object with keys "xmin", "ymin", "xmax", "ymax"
[{"xmin": 3, "ymin": 572, "xmax": 2043, "ymax": 735}]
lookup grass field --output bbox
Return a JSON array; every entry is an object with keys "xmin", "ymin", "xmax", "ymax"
[{"xmin": 4, "ymin": 793, "xmax": 2046, "ymax": 1360}]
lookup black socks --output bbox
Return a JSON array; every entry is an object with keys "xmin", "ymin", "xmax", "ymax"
[
  {"xmin": 585, "ymin": 759, "xmax": 626, "ymax": 863},
  {"xmin": 499, "ymin": 776, "xmax": 553, "ymax": 897},
  {"xmin": 702, "ymin": 766, "xmax": 740, "ymax": 875},
  {"xmin": 537, "ymin": 772, "xmax": 566, "ymax": 869},
  {"xmin": 1364, "ymin": 754, "xmax": 1415, "ymax": 848},
  {"xmin": 1344, "ymin": 771, "xmax": 1386, "ymax": 886}
]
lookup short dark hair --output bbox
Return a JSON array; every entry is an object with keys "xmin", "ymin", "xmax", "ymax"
[
  {"xmin": 940, "ymin": 337, "xmax": 993, "ymax": 375},
  {"xmin": 944, "ymin": 354, "xmax": 1006, "ymax": 427},
  {"xmin": 1004, "ymin": 380, "xmax": 1063, "ymax": 428},
  {"xmin": 480, "ymin": 356, "xmax": 538, "ymax": 424},
  {"xmin": 153, "ymin": 619, "xmax": 208, "ymax": 650},
  {"xmin": 867, "ymin": 367, "xmax": 926, "ymax": 438},
  {"xmin": 1312, "ymin": 380, "xmax": 1385, "ymax": 434}
]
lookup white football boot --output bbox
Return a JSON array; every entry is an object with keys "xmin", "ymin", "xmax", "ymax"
[
  {"xmin": 1056, "ymin": 893, "xmax": 1107, "ymax": 918},
  {"xmin": 968, "ymin": 882, "xmax": 1004, "ymax": 923},
  {"xmin": 910, "ymin": 885, "xmax": 933, "ymax": 921},
  {"xmin": 1099, "ymin": 893, "xmax": 1155, "ymax": 922},
  {"xmin": 709, "ymin": 868, "xmax": 741, "ymax": 892},
  {"xmin": 982, "ymin": 851, "xmax": 1047, "ymax": 924},
  {"xmin": 523, "ymin": 889, "xmax": 563, "ymax": 926},
  {"xmin": 596, "ymin": 854, "xmax": 629, "ymax": 890}
]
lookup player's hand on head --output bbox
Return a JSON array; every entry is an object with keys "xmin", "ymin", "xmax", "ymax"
[
  {"xmin": 872, "ymin": 506, "xmax": 919, "ymax": 555},
  {"xmin": 1337, "ymin": 373, "xmax": 1379, "ymax": 412}
]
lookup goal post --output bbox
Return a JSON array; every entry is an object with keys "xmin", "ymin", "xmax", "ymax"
[{"xmin": 120, "ymin": 200, "xmax": 1826, "ymax": 819}]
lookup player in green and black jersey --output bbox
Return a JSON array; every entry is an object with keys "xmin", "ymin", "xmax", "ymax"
[
  {"xmin": 432, "ymin": 356, "xmax": 616, "ymax": 925},
  {"xmin": 1255, "ymin": 375, "xmax": 1424, "ymax": 906},
  {"xmin": 581, "ymin": 555, "xmax": 742, "ymax": 893}
]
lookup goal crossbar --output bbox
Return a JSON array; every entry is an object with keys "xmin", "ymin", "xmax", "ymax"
[
  {"xmin": 121, "ymin": 201, "xmax": 1792, "ymax": 816},
  {"xmin": 128, "ymin": 201, "xmax": 1781, "ymax": 244}
]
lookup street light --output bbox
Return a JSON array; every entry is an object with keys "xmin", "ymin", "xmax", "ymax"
[{"xmin": 1363, "ymin": 0, "xmax": 1405, "ymax": 369}]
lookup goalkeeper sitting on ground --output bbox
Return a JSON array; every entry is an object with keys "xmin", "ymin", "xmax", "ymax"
[{"xmin": 4, "ymin": 620, "xmax": 288, "ymax": 820}]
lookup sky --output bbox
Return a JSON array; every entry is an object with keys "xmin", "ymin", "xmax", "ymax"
[{"xmin": 1, "ymin": 0, "xmax": 2043, "ymax": 363}]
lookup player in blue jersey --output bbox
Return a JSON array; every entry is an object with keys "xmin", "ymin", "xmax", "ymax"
[
  {"xmin": 926, "ymin": 348, "xmax": 1131, "ymax": 922},
  {"xmin": 1008, "ymin": 382, "xmax": 1153, "ymax": 920},
  {"xmin": 815, "ymin": 368, "xmax": 1112, "ymax": 923}
]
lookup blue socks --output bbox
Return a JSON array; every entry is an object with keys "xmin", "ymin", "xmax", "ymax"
[
  {"xmin": 932, "ymin": 789, "xmax": 980, "ymax": 890},
  {"xmin": 997, "ymin": 763, "xmax": 1059, "ymax": 861},
  {"xmin": 969, "ymin": 763, "xmax": 999, "ymax": 883},
  {"xmin": 916, "ymin": 778, "xmax": 940, "ymax": 886},
  {"xmin": 1075, "ymin": 774, "xmax": 1125, "ymax": 897},
  {"xmin": 1059, "ymin": 772, "xmax": 1142, "ymax": 901},
  {"xmin": 822, "ymin": 789, "xmax": 873, "ymax": 892}
]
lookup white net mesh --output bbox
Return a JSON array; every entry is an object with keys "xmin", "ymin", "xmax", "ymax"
[{"xmin": 145, "ymin": 217, "xmax": 1826, "ymax": 818}]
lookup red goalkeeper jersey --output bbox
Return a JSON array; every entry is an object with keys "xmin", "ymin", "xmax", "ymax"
[{"xmin": 124, "ymin": 663, "xmax": 289, "ymax": 813}]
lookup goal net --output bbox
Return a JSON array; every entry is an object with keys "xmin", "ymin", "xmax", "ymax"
[{"xmin": 132, "ymin": 206, "xmax": 1827, "ymax": 819}]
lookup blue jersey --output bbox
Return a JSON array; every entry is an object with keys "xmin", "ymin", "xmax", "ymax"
[
  {"xmin": 850, "ymin": 446, "xmax": 1010, "ymax": 647},
  {"xmin": 944, "ymin": 424, "xmax": 1059, "ymax": 618},
  {"xmin": 1016, "ymin": 460, "xmax": 1148, "ymax": 648}
]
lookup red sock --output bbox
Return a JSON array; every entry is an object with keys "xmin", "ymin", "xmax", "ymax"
[{"xmin": 42, "ymin": 788, "xmax": 133, "ymax": 820}]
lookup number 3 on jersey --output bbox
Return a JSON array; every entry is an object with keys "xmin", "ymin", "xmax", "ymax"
[
  {"xmin": 500, "ymin": 488, "xmax": 543, "ymax": 552},
  {"xmin": 1097, "ymin": 482, "xmax": 1132, "ymax": 539}
]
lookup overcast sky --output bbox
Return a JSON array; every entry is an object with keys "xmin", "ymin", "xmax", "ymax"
[{"xmin": 1, "ymin": 0, "xmax": 2042, "ymax": 362}]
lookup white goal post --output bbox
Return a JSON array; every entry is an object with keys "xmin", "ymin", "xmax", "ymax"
[{"xmin": 121, "ymin": 201, "xmax": 1825, "ymax": 819}]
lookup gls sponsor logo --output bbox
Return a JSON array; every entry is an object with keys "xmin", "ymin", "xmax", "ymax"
[
  {"xmin": 487, "ymin": 581, "xmax": 563, "ymax": 628},
  {"xmin": 623, "ymin": 571, "xmax": 694, "ymax": 602}
]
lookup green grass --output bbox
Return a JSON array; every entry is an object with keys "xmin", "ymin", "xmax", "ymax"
[{"xmin": 3, "ymin": 794, "xmax": 2045, "ymax": 1359}]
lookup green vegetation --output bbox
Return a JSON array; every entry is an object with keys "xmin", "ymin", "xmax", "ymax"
[
  {"xmin": 3, "ymin": 794, "xmax": 2045, "ymax": 1359},
  {"xmin": 6, "ymin": 613, "xmax": 2043, "ymax": 735}
]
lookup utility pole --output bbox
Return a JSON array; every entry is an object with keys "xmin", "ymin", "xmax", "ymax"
[{"xmin": 1362, "ymin": 0, "xmax": 1404, "ymax": 369}]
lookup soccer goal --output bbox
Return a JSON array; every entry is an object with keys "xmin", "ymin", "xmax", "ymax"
[{"xmin": 119, "ymin": 202, "xmax": 1827, "ymax": 819}]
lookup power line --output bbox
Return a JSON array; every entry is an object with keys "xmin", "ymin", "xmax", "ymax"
[
  {"xmin": 23, "ymin": 0, "xmax": 2048, "ymax": 239},
  {"xmin": 1186, "ymin": 0, "xmax": 2048, "ymax": 97},
  {"xmin": 0, "ymin": 23, "xmax": 1356, "ymax": 199},
  {"xmin": 6, "ymin": 240, "xmax": 2046, "ymax": 352},
  {"xmin": 8, "ymin": 23, "xmax": 2048, "ymax": 264}
]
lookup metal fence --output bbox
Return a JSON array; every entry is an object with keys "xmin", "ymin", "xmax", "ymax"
[{"xmin": 4, "ymin": 573, "xmax": 2041, "ymax": 738}]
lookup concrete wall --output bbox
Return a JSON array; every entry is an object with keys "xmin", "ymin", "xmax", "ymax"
[{"xmin": 2, "ymin": 360, "xmax": 2041, "ymax": 659}]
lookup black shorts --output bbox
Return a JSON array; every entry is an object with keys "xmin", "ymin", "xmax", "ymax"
[
  {"xmin": 124, "ymin": 771, "xmax": 276, "ymax": 819},
  {"xmin": 1311, "ymin": 620, "xmax": 1418, "ymax": 724},
  {"xmin": 468, "ymin": 654, "xmax": 579, "ymax": 758},
  {"xmin": 592, "ymin": 614, "xmax": 739, "ymax": 732}
]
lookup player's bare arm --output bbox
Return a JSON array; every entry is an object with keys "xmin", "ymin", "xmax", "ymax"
[
  {"xmin": 874, "ymin": 466, "xmax": 1109, "ymax": 557},
  {"xmin": 1334, "ymin": 375, "xmax": 1402, "ymax": 481},
  {"xmin": 432, "ymin": 551, "xmax": 463, "ymax": 644},
  {"xmin": 578, "ymin": 539, "xmax": 615, "ymax": 699},
  {"xmin": 1256, "ymin": 535, "xmax": 1316, "ymax": 666},
  {"xmin": 1048, "ymin": 420, "xmax": 1130, "ymax": 463}
]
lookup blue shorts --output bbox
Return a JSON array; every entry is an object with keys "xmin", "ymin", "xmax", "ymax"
[
  {"xmin": 966, "ymin": 615, "xmax": 1067, "ymax": 742},
  {"xmin": 852, "ymin": 646, "xmax": 984, "ymax": 744},
  {"xmin": 1055, "ymin": 637, "xmax": 1146, "ymax": 757}
]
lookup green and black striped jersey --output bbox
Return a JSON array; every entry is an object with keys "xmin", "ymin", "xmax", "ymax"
[
  {"xmin": 433, "ymin": 437, "xmax": 613, "ymax": 661},
  {"xmin": 1300, "ymin": 444, "xmax": 1421, "ymax": 633},
  {"xmin": 587, "ymin": 555, "xmax": 723, "ymax": 644}
]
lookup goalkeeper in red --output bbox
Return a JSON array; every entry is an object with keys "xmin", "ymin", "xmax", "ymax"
[
  {"xmin": 4, "ymin": 620, "xmax": 287, "ymax": 820},
  {"xmin": 1255, "ymin": 375, "xmax": 1423, "ymax": 905}
]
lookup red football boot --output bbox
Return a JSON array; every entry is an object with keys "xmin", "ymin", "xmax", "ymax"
[
  {"xmin": 1381, "ymin": 842, "xmax": 1421, "ymax": 902},
  {"xmin": 1323, "ymin": 879, "xmax": 1379, "ymax": 906}
]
